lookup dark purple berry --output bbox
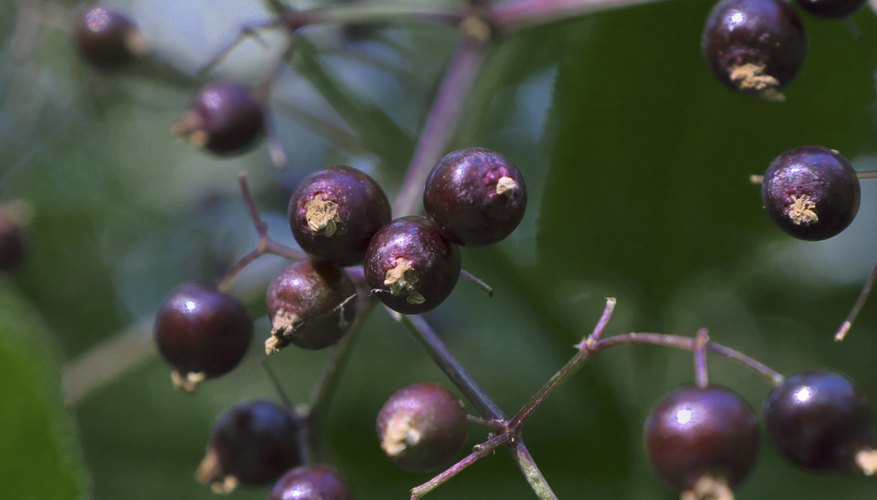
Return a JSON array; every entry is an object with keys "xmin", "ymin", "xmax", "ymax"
[
  {"xmin": 153, "ymin": 282, "xmax": 252, "ymax": 392},
  {"xmin": 172, "ymin": 82, "xmax": 264, "ymax": 156},
  {"xmin": 363, "ymin": 216, "xmax": 461, "ymax": 314},
  {"xmin": 645, "ymin": 386, "xmax": 759, "ymax": 495},
  {"xmin": 289, "ymin": 166, "xmax": 391, "ymax": 266},
  {"xmin": 762, "ymin": 146, "xmax": 860, "ymax": 241},
  {"xmin": 265, "ymin": 260, "xmax": 357, "ymax": 354},
  {"xmin": 74, "ymin": 6, "xmax": 149, "ymax": 70},
  {"xmin": 702, "ymin": 0, "xmax": 807, "ymax": 100},
  {"xmin": 764, "ymin": 370, "xmax": 876, "ymax": 472},
  {"xmin": 423, "ymin": 147, "xmax": 527, "ymax": 246},
  {"xmin": 376, "ymin": 383, "xmax": 468, "ymax": 472},
  {"xmin": 269, "ymin": 464, "xmax": 354, "ymax": 500},
  {"xmin": 197, "ymin": 400, "xmax": 301, "ymax": 492},
  {"xmin": 796, "ymin": 0, "xmax": 867, "ymax": 18},
  {"xmin": 0, "ymin": 212, "xmax": 24, "ymax": 273}
]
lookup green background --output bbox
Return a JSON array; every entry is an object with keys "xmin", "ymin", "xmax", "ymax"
[{"xmin": 3, "ymin": 0, "xmax": 877, "ymax": 498}]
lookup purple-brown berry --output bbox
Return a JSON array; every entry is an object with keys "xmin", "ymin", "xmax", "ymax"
[
  {"xmin": 265, "ymin": 260, "xmax": 357, "ymax": 354},
  {"xmin": 172, "ymin": 82, "xmax": 264, "ymax": 156},
  {"xmin": 197, "ymin": 400, "xmax": 301, "ymax": 492},
  {"xmin": 153, "ymin": 282, "xmax": 252, "ymax": 392},
  {"xmin": 376, "ymin": 383, "xmax": 468, "ymax": 472},
  {"xmin": 269, "ymin": 464, "xmax": 354, "ymax": 500},
  {"xmin": 364, "ymin": 216, "xmax": 461, "ymax": 315},
  {"xmin": 74, "ymin": 6, "xmax": 149, "ymax": 70},
  {"xmin": 423, "ymin": 147, "xmax": 527, "ymax": 246},
  {"xmin": 289, "ymin": 166, "xmax": 391, "ymax": 266}
]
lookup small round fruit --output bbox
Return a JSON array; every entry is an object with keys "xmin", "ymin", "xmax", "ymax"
[
  {"xmin": 289, "ymin": 166, "xmax": 391, "ymax": 265},
  {"xmin": 172, "ymin": 82, "xmax": 264, "ymax": 156},
  {"xmin": 153, "ymin": 283, "xmax": 252, "ymax": 392},
  {"xmin": 795, "ymin": 0, "xmax": 866, "ymax": 18},
  {"xmin": 364, "ymin": 216, "xmax": 461, "ymax": 314},
  {"xmin": 265, "ymin": 260, "xmax": 357, "ymax": 354},
  {"xmin": 0, "ymin": 214, "xmax": 24, "ymax": 272},
  {"xmin": 702, "ymin": 0, "xmax": 806, "ymax": 100},
  {"xmin": 764, "ymin": 370, "xmax": 875, "ymax": 472},
  {"xmin": 423, "ymin": 147, "xmax": 527, "ymax": 246},
  {"xmin": 197, "ymin": 400, "xmax": 301, "ymax": 492},
  {"xmin": 762, "ymin": 146, "xmax": 860, "ymax": 241},
  {"xmin": 269, "ymin": 464, "xmax": 354, "ymax": 500},
  {"xmin": 74, "ymin": 7, "xmax": 149, "ymax": 70},
  {"xmin": 376, "ymin": 383, "xmax": 467, "ymax": 472},
  {"xmin": 645, "ymin": 386, "xmax": 759, "ymax": 495}
]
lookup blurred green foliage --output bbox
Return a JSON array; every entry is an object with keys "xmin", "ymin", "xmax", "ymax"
[{"xmin": 4, "ymin": 0, "xmax": 877, "ymax": 498}]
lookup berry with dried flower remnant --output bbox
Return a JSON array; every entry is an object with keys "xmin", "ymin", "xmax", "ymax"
[
  {"xmin": 153, "ymin": 282, "xmax": 252, "ymax": 392},
  {"xmin": 702, "ymin": 0, "xmax": 806, "ymax": 101},
  {"xmin": 74, "ymin": 6, "xmax": 149, "ymax": 70},
  {"xmin": 376, "ymin": 383, "xmax": 468, "ymax": 472},
  {"xmin": 172, "ymin": 82, "xmax": 264, "ymax": 156},
  {"xmin": 645, "ymin": 386, "xmax": 759, "ymax": 498},
  {"xmin": 289, "ymin": 166, "xmax": 391, "ymax": 266},
  {"xmin": 265, "ymin": 260, "xmax": 357, "ymax": 354},
  {"xmin": 423, "ymin": 147, "xmax": 527, "ymax": 246},
  {"xmin": 197, "ymin": 400, "xmax": 302, "ymax": 493},
  {"xmin": 364, "ymin": 216, "xmax": 461, "ymax": 314},
  {"xmin": 269, "ymin": 464, "xmax": 354, "ymax": 500},
  {"xmin": 764, "ymin": 370, "xmax": 877, "ymax": 473},
  {"xmin": 762, "ymin": 146, "xmax": 860, "ymax": 241}
]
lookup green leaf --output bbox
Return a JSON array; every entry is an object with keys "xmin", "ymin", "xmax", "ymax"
[{"xmin": 0, "ymin": 280, "xmax": 87, "ymax": 500}]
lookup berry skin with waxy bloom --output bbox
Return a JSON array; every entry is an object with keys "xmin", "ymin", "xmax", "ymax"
[
  {"xmin": 377, "ymin": 383, "xmax": 468, "ymax": 472},
  {"xmin": 423, "ymin": 147, "xmax": 527, "ymax": 246},
  {"xmin": 269, "ymin": 464, "xmax": 354, "ymax": 500},
  {"xmin": 761, "ymin": 146, "xmax": 860, "ymax": 241},
  {"xmin": 289, "ymin": 166, "xmax": 391, "ymax": 266},
  {"xmin": 153, "ymin": 282, "xmax": 252, "ymax": 392},
  {"xmin": 74, "ymin": 7, "xmax": 149, "ymax": 70},
  {"xmin": 197, "ymin": 400, "xmax": 302, "ymax": 493},
  {"xmin": 364, "ymin": 216, "xmax": 461, "ymax": 315},
  {"xmin": 265, "ymin": 260, "xmax": 357, "ymax": 354},
  {"xmin": 172, "ymin": 82, "xmax": 264, "ymax": 156}
]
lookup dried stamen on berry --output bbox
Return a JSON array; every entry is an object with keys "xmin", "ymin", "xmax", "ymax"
[
  {"xmin": 304, "ymin": 195, "xmax": 342, "ymax": 237},
  {"xmin": 856, "ymin": 449, "xmax": 877, "ymax": 475},
  {"xmin": 266, "ymin": 309, "xmax": 303, "ymax": 355},
  {"xmin": 786, "ymin": 194, "xmax": 819, "ymax": 225},
  {"xmin": 196, "ymin": 450, "xmax": 240, "ymax": 494},
  {"xmin": 171, "ymin": 370, "xmax": 206, "ymax": 393},
  {"xmin": 495, "ymin": 176, "xmax": 518, "ymax": 195},
  {"xmin": 729, "ymin": 63, "xmax": 784, "ymax": 101},
  {"xmin": 681, "ymin": 475, "xmax": 733, "ymax": 500},
  {"xmin": 381, "ymin": 413, "xmax": 422, "ymax": 457},
  {"xmin": 384, "ymin": 257, "xmax": 426, "ymax": 305}
]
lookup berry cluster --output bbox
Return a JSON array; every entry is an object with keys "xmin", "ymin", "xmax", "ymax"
[{"xmin": 62, "ymin": 2, "xmax": 877, "ymax": 499}]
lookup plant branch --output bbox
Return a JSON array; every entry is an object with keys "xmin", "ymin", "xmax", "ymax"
[
  {"xmin": 512, "ymin": 439, "xmax": 557, "ymax": 500},
  {"xmin": 410, "ymin": 433, "xmax": 510, "ymax": 499},
  {"xmin": 393, "ymin": 38, "xmax": 491, "ymax": 215},
  {"xmin": 285, "ymin": 3, "xmax": 463, "ymax": 28},
  {"xmin": 835, "ymin": 259, "xmax": 877, "ymax": 342}
]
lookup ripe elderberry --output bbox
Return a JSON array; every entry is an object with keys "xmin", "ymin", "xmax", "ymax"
[
  {"xmin": 289, "ymin": 166, "xmax": 391, "ymax": 266},
  {"xmin": 153, "ymin": 282, "xmax": 252, "ymax": 392},
  {"xmin": 74, "ymin": 6, "xmax": 149, "ymax": 70},
  {"xmin": 761, "ymin": 146, "xmax": 860, "ymax": 241},
  {"xmin": 364, "ymin": 216, "xmax": 461, "ymax": 314},
  {"xmin": 376, "ymin": 383, "xmax": 468, "ymax": 472},
  {"xmin": 702, "ymin": 0, "xmax": 806, "ymax": 100},
  {"xmin": 423, "ymin": 147, "xmax": 527, "ymax": 246},
  {"xmin": 764, "ymin": 370, "xmax": 876, "ymax": 472},
  {"xmin": 795, "ymin": 0, "xmax": 867, "ymax": 18},
  {"xmin": 197, "ymin": 400, "xmax": 302, "ymax": 492},
  {"xmin": 269, "ymin": 464, "xmax": 354, "ymax": 500},
  {"xmin": 265, "ymin": 260, "xmax": 357, "ymax": 354},
  {"xmin": 172, "ymin": 82, "xmax": 264, "ymax": 156},
  {"xmin": 644, "ymin": 386, "xmax": 759, "ymax": 496}
]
